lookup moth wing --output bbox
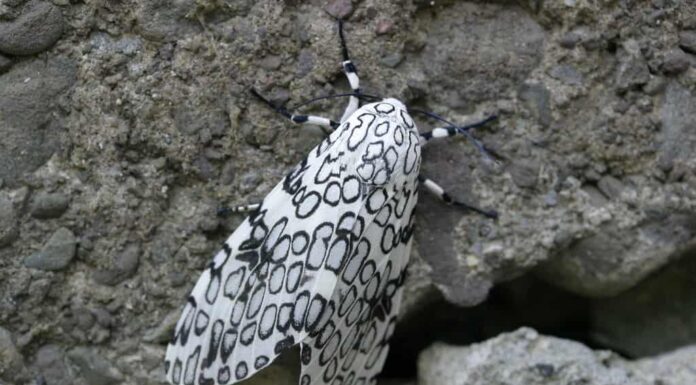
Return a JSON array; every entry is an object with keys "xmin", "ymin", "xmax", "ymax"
[
  {"xmin": 298, "ymin": 182, "xmax": 418, "ymax": 385},
  {"xmin": 164, "ymin": 131, "xmax": 369, "ymax": 385}
]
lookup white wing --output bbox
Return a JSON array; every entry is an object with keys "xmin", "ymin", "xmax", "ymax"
[
  {"xmin": 299, "ymin": 182, "xmax": 418, "ymax": 385},
  {"xmin": 164, "ymin": 99, "xmax": 421, "ymax": 385}
]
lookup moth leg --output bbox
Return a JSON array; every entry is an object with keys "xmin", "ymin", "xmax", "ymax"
[
  {"xmin": 419, "ymin": 115, "xmax": 497, "ymax": 146},
  {"xmin": 250, "ymin": 89, "xmax": 339, "ymax": 135},
  {"xmin": 418, "ymin": 175, "xmax": 498, "ymax": 219},
  {"xmin": 337, "ymin": 20, "xmax": 360, "ymax": 123},
  {"xmin": 217, "ymin": 203, "xmax": 261, "ymax": 217}
]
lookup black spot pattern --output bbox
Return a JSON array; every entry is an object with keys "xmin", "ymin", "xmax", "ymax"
[{"xmin": 165, "ymin": 99, "xmax": 422, "ymax": 385}]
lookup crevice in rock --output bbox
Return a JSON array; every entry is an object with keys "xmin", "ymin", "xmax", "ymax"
[{"xmin": 382, "ymin": 275, "xmax": 594, "ymax": 379}]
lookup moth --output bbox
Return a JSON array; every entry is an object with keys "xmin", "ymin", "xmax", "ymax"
[{"xmin": 164, "ymin": 20, "xmax": 496, "ymax": 385}]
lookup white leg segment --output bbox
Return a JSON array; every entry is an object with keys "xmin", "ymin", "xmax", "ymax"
[
  {"xmin": 340, "ymin": 60, "xmax": 360, "ymax": 123},
  {"xmin": 418, "ymin": 176, "xmax": 498, "ymax": 218}
]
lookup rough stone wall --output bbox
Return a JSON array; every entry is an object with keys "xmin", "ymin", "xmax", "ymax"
[{"xmin": 0, "ymin": 0, "xmax": 695, "ymax": 384}]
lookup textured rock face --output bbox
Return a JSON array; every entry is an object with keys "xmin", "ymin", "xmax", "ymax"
[
  {"xmin": 590, "ymin": 249, "xmax": 696, "ymax": 357},
  {"xmin": 0, "ymin": 1, "xmax": 64, "ymax": 55},
  {"xmin": 418, "ymin": 328, "xmax": 696, "ymax": 385},
  {"xmin": 0, "ymin": 58, "xmax": 76, "ymax": 186},
  {"xmin": 0, "ymin": 0, "xmax": 695, "ymax": 384}
]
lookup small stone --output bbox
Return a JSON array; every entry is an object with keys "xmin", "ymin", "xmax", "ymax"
[
  {"xmin": 220, "ymin": 160, "xmax": 236, "ymax": 185},
  {"xmin": 24, "ymin": 227, "xmax": 77, "ymax": 271},
  {"xmin": 198, "ymin": 214, "xmax": 219, "ymax": 233},
  {"xmin": 136, "ymin": 0, "xmax": 201, "ymax": 41},
  {"xmin": 0, "ymin": 197, "xmax": 19, "ymax": 248},
  {"xmin": 92, "ymin": 243, "xmax": 140, "ymax": 286},
  {"xmin": 296, "ymin": 48, "xmax": 314, "ymax": 77},
  {"xmin": 549, "ymin": 64, "xmax": 584, "ymax": 85},
  {"xmin": 597, "ymin": 176, "xmax": 625, "ymax": 200},
  {"xmin": 418, "ymin": 328, "xmax": 650, "ymax": 385},
  {"xmin": 142, "ymin": 310, "xmax": 181, "ymax": 343},
  {"xmin": 543, "ymin": 190, "xmax": 558, "ymax": 207},
  {"xmin": 35, "ymin": 345, "xmax": 73, "ymax": 385},
  {"xmin": 0, "ymin": 0, "xmax": 65, "ymax": 55},
  {"xmin": 258, "ymin": 54, "xmax": 282, "ymax": 71},
  {"xmin": 559, "ymin": 31, "xmax": 581, "ymax": 48},
  {"xmin": 0, "ymin": 58, "xmax": 76, "ymax": 187},
  {"xmin": 509, "ymin": 159, "xmax": 540, "ymax": 188},
  {"xmin": 91, "ymin": 307, "xmax": 114, "ymax": 329},
  {"xmin": 0, "ymin": 326, "xmax": 25, "ymax": 381},
  {"xmin": 0, "ymin": 53, "xmax": 11, "ymax": 73},
  {"xmin": 661, "ymin": 49, "xmax": 690, "ymax": 75},
  {"xmin": 518, "ymin": 83, "xmax": 551, "ymax": 127},
  {"xmin": 169, "ymin": 270, "xmax": 188, "ymax": 287},
  {"xmin": 678, "ymin": 30, "xmax": 696, "ymax": 54},
  {"xmin": 67, "ymin": 347, "xmax": 123, "ymax": 385},
  {"xmin": 381, "ymin": 52, "xmax": 404, "ymax": 68},
  {"xmin": 615, "ymin": 57, "xmax": 650, "ymax": 92},
  {"xmin": 324, "ymin": 0, "xmax": 353, "ymax": 19},
  {"xmin": 269, "ymin": 87, "xmax": 291, "ymax": 106},
  {"xmin": 30, "ymin": 192, "xmax": 70, "ymax": 219},
  {"xmin": 643, "ymin": 76, "xmax": 666, "ymax": 95},
  {"xmin": 375, "ymin": 19, "xmax": 394, "ymax": 35}
]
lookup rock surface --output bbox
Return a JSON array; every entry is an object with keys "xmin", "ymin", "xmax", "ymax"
[
  {"xmin": 0, "ymin": 0, "xmax": 65, "ymax": 55},
  {"xmin": 67, "ymin": 347, "xmax": 124, "ymax": 385},
  {"xmin": 0, "ymin": 196, "xmax": 19, "ymax": 248},
  {"xmin": 418, "ymin": 328, "xmax": 696, "ymax": 385},
  {"xmin": 0, "ymin": 326, "xmax": 26, "ymax": 382},
  {"xmin": 24, "ymin": 227, "xmax": 77, "ymax": 271},
  {"xmin": 34, "ymin": 345, "xmax": 74, "ymax": 385},
  {"xmin": 0, "ymin": 57, "xmax": 76, "ymax": 187},
  {"xmin": 0, "ymin": 1, "xmax": 695, "ymax": 384},
  {"xmin": 30, "ymin": 191, "xmax": 70, "ymax": 219},
  {"xmin": 590, "ymin": 249, "xmax": 696, "ymax": 357}
]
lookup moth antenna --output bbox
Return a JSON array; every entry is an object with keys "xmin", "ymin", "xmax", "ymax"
[{"xmin": 249, "ymin": 88, "xmax": 291, "ymax": 118}]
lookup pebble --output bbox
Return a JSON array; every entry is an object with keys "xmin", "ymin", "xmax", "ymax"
[
  {"xmin": 136, "ymin": 0, "xmax": 200, "ymax": 41},
  {"xmin": 643, "ymin": 76, "xmax": 666, "ymax": 95},
  {"xmin": 559, "ymin": 31, "xmax": 581, "ymax": 48},
  {"xmin": 0, "ymin": 196, "xmax": 19, "ymax": 248},
  {"xmin": 0, "ymin": 0, "xmax": 65, "ymax": 55},
  {"xmin": 376, "ymin": 19, "xmax": 394, "ymax": 35},
  {"xmin": 0, "ymin": 326, "xmax": 25, "ymax": 380},
  {"xmin": 220, "ymin": 160, "xmax": 236, "ymax": 185},
  {"xmin": 92, "ymin": 243, "xmax": 140, "ymax": 286},
  {"xmin": 679, "ymin": 30, "xmax": 696, "ymax": 54},
  {"xmin": 661, "ymin": 49, "xmax": 690, "ymax": 75},
  {"xmin": 324, "ymin": 0, "xmax": 353, "ymax": 19},
  {"xmin": 30, "ymin": 192, "xmax": 70, "ymax": 219},
  {"xmin": 518, "ymin": 83, "xmax": 551, "ymax": 127},
  {"xmin": 381, "ymin": 52, "xmax": 404, "ymax": 68},
  {"xmin": 0, "ymin": 57, "xmax": 76, "ymax": 186},
  {"xmin": 597, "ymin": 175, "xmax": 625, "ymax": 200},
  {"xmin": 91, "ymin": 307, "xmax": 115, "ymax": 329},
  {"xmin": 24, "ymin": 227, "xmax": 77, "ymax": 271},
  {"xmin": 548, "ymin": 64, "xmax": 584, "ymax": 85},
  {"xmin": 508, "ymin": 159, "xmax": 540, "ymax": 188},
  {"xmin": 67, "ymin": 347, "xmax": 124, "ymax": 385},
  {"xmin": 615, "ymin": 57, "xmax": 650, "ymax": 92},
  {"xmin": 296, "ymin": 48, "xmax": 315, "ymax": 77},
  {"xmin": 258, "ymin": 54, "xmax": 282, "ymax": 70},
  {"xmin": 35, "ymin": 345, "xmax": 73, "ymax": 385}
]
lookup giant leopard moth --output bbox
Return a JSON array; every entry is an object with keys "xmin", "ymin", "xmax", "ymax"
[{"xmin": 164, "ymin": 20, "xmax": 497, "ymax": 385}]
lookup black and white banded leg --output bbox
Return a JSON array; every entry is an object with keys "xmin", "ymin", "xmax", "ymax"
[
  {"xmin": 250, "ymin": 89, "xmax": 339, "ymax": 135},
  {"xmin": 419, "ymin": 175, "xmax": 498, "ymax": 218},
  {"xmin": 217, "ymin": 203, "xmax": 261, "ymax": 217},
  {"xmin": 419, "ymin": 115, "xmax": 497, "ymax": 146},
  {"xmin": 338, "ymin": 20, "xmax": 361, "ymax": 123}
]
